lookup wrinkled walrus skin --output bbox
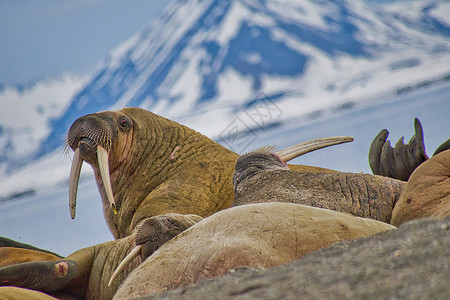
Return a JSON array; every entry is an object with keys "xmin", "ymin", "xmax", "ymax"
[
  {"xmin": 113, "ymin": 203, "xmax": 395, "ymax": 299},
  {"xmin": 67, "ymin": 107, "xmax": 336, "ymax": 239},
  {"xmin": 391, "ymin": 149, "xmax": 450, "ymax": 226},
  {"xmin": 0, "ymin": 237, "xmax": 136, "ymax": 299},
  {"xmin": 233, "ymin": 152, "xmax": 405, "ymax": 223},
  {"xmin": 0, "ymin": 214, "xmax": 203, "ymax": 299}
]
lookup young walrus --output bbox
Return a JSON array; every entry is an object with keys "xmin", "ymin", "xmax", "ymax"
[{"xmin": 232, "ymin": 149, "xmax": 405, "ymax": 223}]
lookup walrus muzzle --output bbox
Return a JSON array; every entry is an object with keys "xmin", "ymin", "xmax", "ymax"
[{"xmin": 67, "ymin": 113, "xmax": 119, "ymax": 219}]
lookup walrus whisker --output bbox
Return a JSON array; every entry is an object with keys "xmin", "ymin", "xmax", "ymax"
[
  {"xmin": 108, "ymin": 245, "xmax": 143, "ymax": 287},
  {"xmin": 69, "ymin": 148, "xmax": 83, "ymax": 219},
  {"xmin": 97, "ymin": 146, "xmax": 118, "ymax": 215},
  {"xmin": 275, "ymin": 136, "xmax": 354, "ymax": 162}
]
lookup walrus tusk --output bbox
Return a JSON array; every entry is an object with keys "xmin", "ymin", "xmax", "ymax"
[
  {"xmin": 275, "ymin": 136, "xmax": 354, "ymax": 162},
  {"xmin": 69, "ymin": 148, "xmax": 83, "ymax": 219},
  {"xmin": 97, "ymin": 146, "xmax": 118, "ymax": 215},
  {"xmin": 108, "ymin": 245, "xmax": 143, "ymax": 286}
]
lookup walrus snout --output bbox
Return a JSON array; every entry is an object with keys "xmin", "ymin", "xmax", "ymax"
[
  {"xmin": 67, "ymin": 113, "xmax": 115, "ymax": 152},
  {"xmin": 108, "ymin": 213, "xmax": 203, "ymax": 287},
  {"xmin": 67, "ymin": 112, "xmax": 124, "ymax": 219}
]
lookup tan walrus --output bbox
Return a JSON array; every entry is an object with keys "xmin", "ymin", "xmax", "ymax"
[
  {"xmin": 0, "ymin": 286, "xmax": 60, "ymax": 300},
  {"xmin": 66, "ymin": 107, "xmax": 351, "ymax": 239},
  {"xmin": 0, "ymin": 237, "xmax": 62, "ymax": 268},
  {"xmin": 112, "ymin": 203, "xmax": 395, "ymax": 299},
  {"xmin": 0, "ymin": 204, "xmax": 393, "ymax": 299},
  {"xmin": 391, "ymin": 149, "xmax": 450, "ymax": 226}
]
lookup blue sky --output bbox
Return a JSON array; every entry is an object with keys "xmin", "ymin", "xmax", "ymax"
[{"xmin": 0, "ymin": 0, "xmax": 168, "ymax": 86}]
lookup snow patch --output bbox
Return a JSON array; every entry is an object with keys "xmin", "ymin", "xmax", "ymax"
[{"xmin": 0, "ymin": 74, "xmax": 88, "ymax": 159}]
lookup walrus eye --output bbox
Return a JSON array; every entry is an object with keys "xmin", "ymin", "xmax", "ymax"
[{"xmin": 119, "ymin": 117, "xmax": 129, "ymax": 128}]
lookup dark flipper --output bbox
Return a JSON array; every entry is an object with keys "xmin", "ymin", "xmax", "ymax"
[
  {"xmin": 0, "ymin": 260, "xmax": 78, "ymax": 293},
  {"xmin": 369, "ymin": 118, "xmax": 428, "ymax": 181}
]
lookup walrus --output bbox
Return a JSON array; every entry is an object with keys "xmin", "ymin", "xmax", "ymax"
[
  {"xmin": 66, "ymin": 107, "xmax": 352, "ymax": 241},
  {"xmin": 111, "ymin": 203, "xmax": 395, "ymax": 299},
  {"xmin": 232, "ymin": 149, "xmax": 405, "ymax": 223},
  {"xmin": 0, "ymin": 213, "xmax": 202, "ymax": 299},
  {"xmin": 391, "ymin": 149, "xmax": 450, "ymax": 226},
  {"xmin": 0, "ymin": 204, "xmax": 393, "ymax": 299}
]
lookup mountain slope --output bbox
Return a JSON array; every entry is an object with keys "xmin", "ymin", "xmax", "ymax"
[{"xmin": 3, "ymin": 0, "xmax": 450, "ymax": 165}]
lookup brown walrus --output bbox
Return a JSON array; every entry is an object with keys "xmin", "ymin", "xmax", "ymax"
[
  {"xmin": 391, "ymin": 149, "xmax": 450, "ymax": 226},
  {"xmin": 0, "ymin": 248, "xmax": 60, "ymax": 268},
  {"xmin": 232, "ymin": 149, "xmax": 405, "ymax": 223},
  {"xmin": 112, "ymin": 203, "xmax": 395, "ymax": 299},
  {"xmin": 0, "ymin": 237, "xmax": 62, "ymax": 268},
  {"xmin": 66, "ymin": 107, "xmax": 351, "ymax": 241},
  {"xmin": 0, "ymin": 286, "xmax": 60, "ymax": 300}
]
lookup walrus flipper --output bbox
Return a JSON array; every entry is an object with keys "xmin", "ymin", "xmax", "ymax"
[
  {"xmin": 0, "ymin": 260, "xmax": 78, "ymax": 292},
  {"xmin": 369, "ymin": 118, "xmax": 428, "ymax": 181}
]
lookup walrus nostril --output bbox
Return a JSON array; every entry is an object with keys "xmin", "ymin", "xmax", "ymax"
[{"xmin": 79, "ymin": 137, "xmax": 96, "ymax": 147}]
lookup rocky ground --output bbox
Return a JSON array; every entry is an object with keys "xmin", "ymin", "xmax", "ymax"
[{"xmin": 142, "ymin": 216, "xmax": 450, "ymax": 300}]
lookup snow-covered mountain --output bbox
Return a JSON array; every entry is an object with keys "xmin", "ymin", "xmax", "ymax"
[
  {"xmin": 0, "ymin": 74, "xmax": 88, "ymax": 166},
  {"xmin": 1, "ymin": 0, "xmax": 449, "ymax": 193}
]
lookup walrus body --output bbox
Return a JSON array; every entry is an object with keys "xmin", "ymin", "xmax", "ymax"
[
  {"xmin": 113, "ymin": 203, "xmax": 394, "ymax": 299},
  {"xmin": 391, "ymin": 149, "xmax": 450, "ymax": 226},
  {"xmin": 0, "ymin": 286, "xmax": 60, "ymax": 300},
  {"xmin": 233, "ymin": 152, "xmax": 404, "ymax": 223}
]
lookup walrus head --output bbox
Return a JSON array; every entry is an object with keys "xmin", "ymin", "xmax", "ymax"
[{"xmin": 67, "ymin": 110, "xmax": 134, "ymax": 219}]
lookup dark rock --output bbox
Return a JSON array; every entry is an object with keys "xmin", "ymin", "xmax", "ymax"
[{"xmin": 141, "ymin": 216, "xmax": 450, "ymax": 300}]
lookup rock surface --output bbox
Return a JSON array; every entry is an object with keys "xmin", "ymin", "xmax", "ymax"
[{"xmin": 142, "ymin": 216, "xmax": 450, "ymax": 300}]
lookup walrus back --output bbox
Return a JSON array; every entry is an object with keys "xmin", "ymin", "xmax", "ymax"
[{"xmin": 233, "ymin": 170, "xmax": 405, "ymax": 223}]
